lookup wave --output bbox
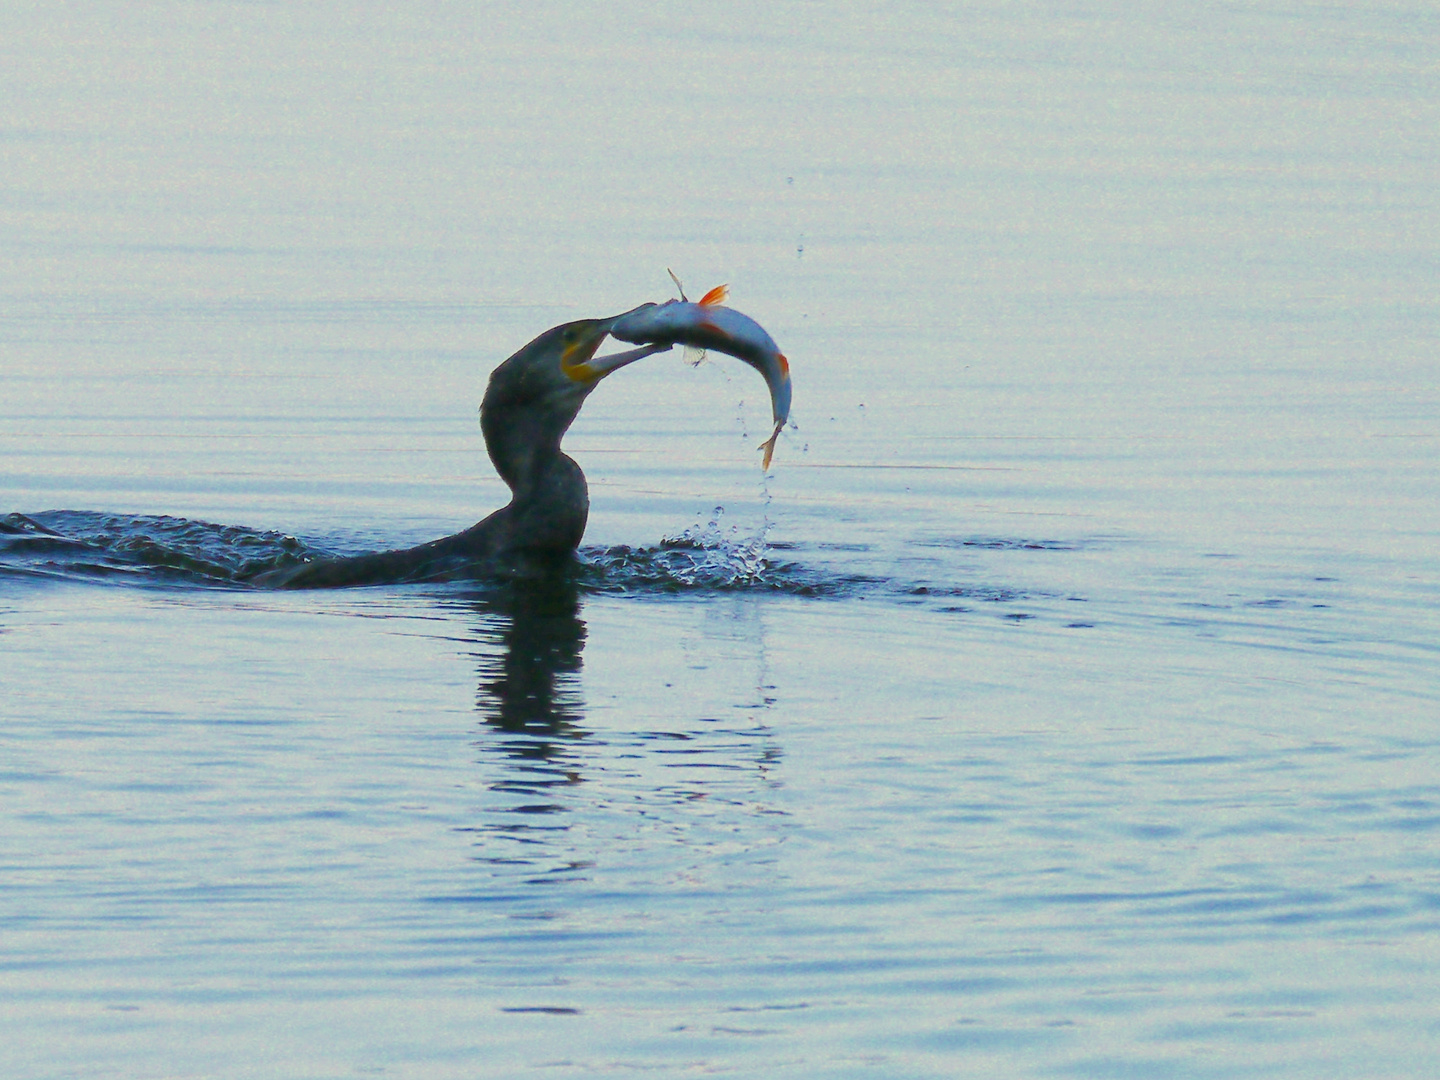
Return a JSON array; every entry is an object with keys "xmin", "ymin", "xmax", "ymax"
[
  {"xmin": 0, "ymin": 509, "xmax": 848, "ymax": 597},
  {"xmin": 1, "ymin": 511, "xmax": 314, "ymax": 586},
  {"xmin": 1, "ymin": 509, "xmax": 1058, "ymax": 611}
]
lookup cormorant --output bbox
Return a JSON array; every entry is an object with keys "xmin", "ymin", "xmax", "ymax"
[{"xmin": 254, "ymin": 312, "xmax": 669, "ymax": 589}]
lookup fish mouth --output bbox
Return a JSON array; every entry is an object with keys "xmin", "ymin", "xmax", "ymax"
[
  {"xmin": 605, "ymin": 302, "xmax": 658, "ymax": 326},
  {"xmin": 605, "ymin": 301, "xmax": 662, "ymax": 345}
]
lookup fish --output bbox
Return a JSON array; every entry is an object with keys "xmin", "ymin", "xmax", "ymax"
[{"xmin": 610, "ymin": 282, "xmax": 792, "ymax": 469}]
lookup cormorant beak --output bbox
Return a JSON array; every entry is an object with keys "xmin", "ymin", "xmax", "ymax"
[{"xmin": 561, "ymin": 311, "xmax": 672, "ymax": 384}]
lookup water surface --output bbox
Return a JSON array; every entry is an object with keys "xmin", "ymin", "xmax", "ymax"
[{"xmin": 3, "ymin": 3, "xmax": 1438, "ymax": 1077}]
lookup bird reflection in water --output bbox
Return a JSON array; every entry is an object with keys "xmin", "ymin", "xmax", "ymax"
[
  {"xmin": 461, "ymin": 579, "xmax": 790, "ymax": 887},
  {"xmin": 473, "ymin": 576, "xmax": 587, "ymax": 738},
  {"xmin": 466, "ymin": 577, "xmax": 590, "ymax": 869}
]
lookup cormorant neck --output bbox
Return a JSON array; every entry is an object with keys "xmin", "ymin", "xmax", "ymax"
[
  {"xmin": 505, "ymin": 449, "xmax": 589, "ymax": 557},
  {"xmin": 480, "ymin": 395, "xmax": 590, "ymax": 560}
]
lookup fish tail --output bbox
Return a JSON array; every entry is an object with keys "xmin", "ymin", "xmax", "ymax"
[{"xmin": 759, "ymin": 423, "xmax": 782, "ymax": 470}]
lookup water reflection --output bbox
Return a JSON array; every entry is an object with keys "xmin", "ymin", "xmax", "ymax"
[
  {"xmin": 458, "ymin": 579, "xmax": 790, "ymax": 889},
  {"xmin": 472, "ymin": 577, "xmax": 588, "ymax": 739},
  {"xmin": 466, "ymin": 579, "xmax": 589, "ymax": 857}
]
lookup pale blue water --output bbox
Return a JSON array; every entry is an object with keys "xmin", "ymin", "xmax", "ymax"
[{"xmin": 3, "ymin": 4, "xmax": 1439, "ymax": 1078}]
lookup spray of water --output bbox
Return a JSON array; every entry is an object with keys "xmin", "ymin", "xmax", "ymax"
[{"xmin": 658, "ymin": 506, "xmax": 773, "ymax": 587}]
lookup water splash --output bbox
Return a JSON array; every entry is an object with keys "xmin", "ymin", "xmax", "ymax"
[
  {"xmin": 579, "ymin": 507, "xmax": 782, "ymax": 592},
  {"xmin": 662, "ymin": 507, "xmax": 772, "ymax": 583}
]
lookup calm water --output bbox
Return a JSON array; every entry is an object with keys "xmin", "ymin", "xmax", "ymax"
[{"xmin": 3, "ymin": 4, "xmax": 1439, "ymax": 1077}]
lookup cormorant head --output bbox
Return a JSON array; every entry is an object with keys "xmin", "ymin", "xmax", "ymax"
[
  {"xmin": 490, "ymin": 313, "xmax": 660, "ymax": 407},
  {"xmin": 556, "ymin": 317, "xmax": 650, "ymax": 386},
  {"xmin": 481, "ymin": 311, "xmax": 667, "ymax": 490}
]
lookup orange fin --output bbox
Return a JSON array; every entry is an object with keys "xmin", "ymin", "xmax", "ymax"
[
  {"xmin": 699, "ymin": 284, "xmax": 729, "ymax": 307},
  {"xmin": 759, "ymin": 423, "xmax": 782, "ymax": 470}
]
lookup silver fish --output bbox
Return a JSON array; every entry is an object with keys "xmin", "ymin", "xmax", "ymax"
[{"xmin": 611, "ymin": 283, "xmax": 792, "ymax": 468}]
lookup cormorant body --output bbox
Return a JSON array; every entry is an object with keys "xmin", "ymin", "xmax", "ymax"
[{"xmin": 253, "ymin": 315, "xmax": 666, "ymax": 589}]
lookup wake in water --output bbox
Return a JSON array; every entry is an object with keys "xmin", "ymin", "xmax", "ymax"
[
  {"xmin": 0, "ymin": 509, "xmax": 817, "ymax": 595},
  {"xmin": 0, "ymin": 511, "xmax": 314, "ymax": 586},
  {"xmin": 1, "ymin": 509, "xmax": 1059, "ymax": 614}
]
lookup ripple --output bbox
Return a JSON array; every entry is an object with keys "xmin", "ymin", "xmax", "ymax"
[
  {"xmin": 1, "ymin": 508, "xmax": 1055, "ymax": 615},
  {"xmin": 1, "ymin": 511, "xmax": 315, "ymax": 585}
]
